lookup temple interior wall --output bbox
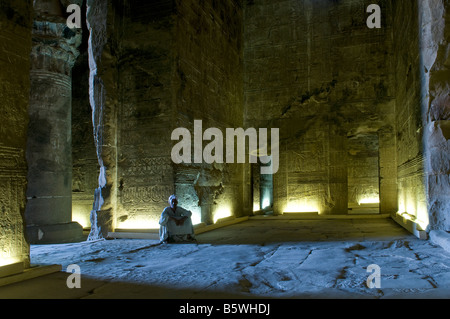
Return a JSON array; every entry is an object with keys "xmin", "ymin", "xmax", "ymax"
[
  {"xmin": 73, "ymin": 0, "xmax": 247, "ymax": 230},
  {"xmin": 419, "ymin": 0, "xmax": 450, "ymax": 231},
  {"xmin": 172, "ymin": 0, "xmax": 246, "ymax": 224},
  {"xmin": 243, "ymin": 0, "xmax": 396, "ymax": 215},
  {"xmin": 0, "ymin": 0, "xmax": 33, "ymax": 267},
  {"xmin": 0, "ymin": 0, "xmax": 448, "ymax": 277},
  {"xmin": 114, "ymin": 0, "xmax": 176, "ymax": 229},
  {"xmin": 66, "ymin": 0, "xmax": 450, "ymax": 235}
]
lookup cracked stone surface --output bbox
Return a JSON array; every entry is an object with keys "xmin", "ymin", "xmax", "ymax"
[{"xmin": 1, "ymin": 218, "xmax": 450, "ymax": 299}]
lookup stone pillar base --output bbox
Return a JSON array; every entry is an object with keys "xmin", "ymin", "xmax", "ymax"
[
  {"xmin": 201, "ymin": 204, "xmax": 213, "ymax": 225},
  {"xmin": 26, "ymin": 222, "xmax": 84, "ymax": 245}
]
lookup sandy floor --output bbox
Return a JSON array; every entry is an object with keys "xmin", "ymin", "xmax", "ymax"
[{"xmin": 1, "ymin": 217, "xmax": 450, "ymax": 299}]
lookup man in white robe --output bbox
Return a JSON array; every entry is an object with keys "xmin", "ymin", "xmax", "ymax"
[{"xmin": 159, "ymin": 195, "xmax": 196, "ymax": 243}]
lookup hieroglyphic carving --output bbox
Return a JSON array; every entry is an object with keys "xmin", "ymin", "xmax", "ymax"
[
  {"xmin": 397, "ymin": 155, "xmax": 425, "ymax": 180},
  {"xmin": 121, "ymin": 185, "xmax": 174, "ymax": 204},
  {"xmin": 0, "ymin": 147, "xmax": 26, "ymax": 177},
  {"xmin": 120, "ymin": 157, "xmax": 172, "ymax": 176},
  {"xmin": 119, "ymin": 129, "xmax": 171, "ymax": 149},
  {"xmin": 0, "ymin": 146, "xmax": 28, "ymax": 264},
  {"xmin": 0, "ymin": 179, "xmax": 27, "ymax": 261},
  {"xmin": 287, "ymin": 141, "xmax": 324, "ymax": 173}
]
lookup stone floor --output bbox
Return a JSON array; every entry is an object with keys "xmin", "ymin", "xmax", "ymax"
[{"xmin": 1, "ymin": 216, "xmax": 450, "ymax": 299}]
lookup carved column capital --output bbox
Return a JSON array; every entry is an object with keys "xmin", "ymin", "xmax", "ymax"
[
  {"xmin": 30, "ymin": 20, "xmax": 82, "ymax": 75},
  {"xmin": 31, "ymin": 0, "xmax": 82, "ymax": 75}
]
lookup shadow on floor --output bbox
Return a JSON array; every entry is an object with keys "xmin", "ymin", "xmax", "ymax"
[
  {"xmin": 0, "ymin": 218, "xmax": 422, "ymax": 300},
  {"xmin": 0, "ymin": 269, "xmax": 379, "ymax": 300}
]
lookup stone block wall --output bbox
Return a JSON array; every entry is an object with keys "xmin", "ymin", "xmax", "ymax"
[
  {"xmin": 244, "ymin": 0, "xmax": 396, "ymax": 215},
  {"xmin": 347, "ymin": 135, "xmax": 379, "ymax": 204},
  {"xmin": 0, "ymin": 0, "xmax": 446, "ymax": 248},
  {"xmin": 114, "ymin": 0, "xmax": 176, "ymax": 229},
  {"xmin": 81, "ymin": 0, "xmax": 448, "ymax": 235},
  {"xmin": 86, "ymin": 0, "xmax": 246, "ymax": 234},
  {"xmin": 172, "ymin": 0, "xmax": 245, "ymax": 224},
  {"xmin": 419, "ymin": 0, "xmax": 450, "ymax": 231},
  {"xmin": 0, "ymin": 0, "xmax": 32, "ymax": 266},
  {"xmin": 392, "ymin": 1, "xmax": 428, "ymax": 228}
]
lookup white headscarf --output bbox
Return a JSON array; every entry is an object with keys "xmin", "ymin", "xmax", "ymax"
[{"xmin": 168, "ymin": 194, "xmax": 177, "ymax": 204}]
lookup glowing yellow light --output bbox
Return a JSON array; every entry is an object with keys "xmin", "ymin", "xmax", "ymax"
[
  {"xmin": 253, "ymin": 203, "xmax": 261, "ymax": 212},
  {"xmin": 397, "ymin": 189, "xmax": 429, "ymax": 231},
  {"xmin": 284, "ymin": 201, "xmax": 319, "ymax": 213},
  {"xmin": 262, "ymin": 197, "xmax": 271, "ymax": 209},
  {"xmin": 399, "ymin": 212, "xmax": 429, "ymax": 231},
  {"xmin": 116, "ymin": 219, "xmax": 160, "ymax": 230},
  {"xmin": 416, "ymin": 219, "xmax": 429, "ymax": 231},
  {"xmin": 0, "ymin": 257, "xmax": 21, "ymax": 268},
  {"xmin": 213, "ymin": 206, "xmax": 232, "ymax": 224},
  {"xmin": 398, "ymin": 195, "xmax": 406, "ymax": 213},
  {"xmin": 190, "ymin": 208, "xmax": 202, "ymax": 226},
  {"xmin": 358, "ymin": 197, "xmax": 380, "ymax": 205},
  {"xmin": 72, "ymin": 207, "xmax": 90, "ymax": 228},
  {"xmin": 416, "ymin": 201, "xmax": 429, "ymax": 230},
  {"xmin": 406, "ymin": 201, "xmax": 417, "ymax": 217},
  {"xmin": 116, "ymin": 208, "xmax": 203, "ymax": 230}
]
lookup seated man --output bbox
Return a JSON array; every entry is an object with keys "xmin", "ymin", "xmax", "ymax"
[{"xmin": 159, "ymin": 195, "xmax": 196, "ymax": 243}]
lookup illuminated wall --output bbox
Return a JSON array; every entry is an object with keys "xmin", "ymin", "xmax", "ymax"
[
  {"xmin": 74, "ymin": 0, "xmax": 448, "ymax": 234},
  {"xmin": 392, "ymin": 1, "xmax": 429, "ymax": 230},
  {"xmin": 251, "ymin": 164, "xmax": 261, "ymax": 211},
  {"xmin": 419, "ymin": 0, "xmax": 450, "ymax": 231},
  {"xmin": 77, "ymin": 0, "xmax": 401, "ymax": 229},
  {"xmin": 83, "ymin": 0, "xmax": 246, "ymax": 232},
  {"xmin": 0, "ymin": 0, "xmax": 33, "ymax": 268},
  {"xmin": 244, "ymin": 0, "xmax": 396, "ymax": 215},
  {"xmin": 113, "ymin": 0, "xmax": 176, "ymax": 230},
  {"xmin": 347, "ymin": 135, "xmax": 380, "ymax": 206},
  {"xmin": 390, "ymin": 0, "xmax": 450, "ymax": 232},
  {"xmin": 172, "ymin": 0, "xmax": 245, "ymax": 225}
]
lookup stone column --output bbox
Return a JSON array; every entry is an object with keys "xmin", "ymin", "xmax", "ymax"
[
  {"xmin": 260, "ymin": 164, "xmax": 274, "ymax": 210},
  {"xmin": 273, "ymin": 143, "xmax": 287, "ymax": 215},
  {"xmin": 251, "ymin": 164, "xmax": 261, "ymax": 211},
  {"xmin": 25, "ymin": 0, "xmax": 83, "ymax": 244},
  {"xmin": 322, "ymin": 128, "xmax": 348, "ymax": 215},
  {"xmin": 195, "ymin": 186, "xmax": 220, "ymax": 225}
]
